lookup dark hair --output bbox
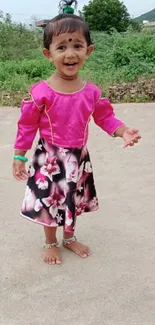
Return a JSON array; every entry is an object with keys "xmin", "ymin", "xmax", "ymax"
[{"xmin": 43, "ymin": 14, "xmax": 93, "ymax": 50}]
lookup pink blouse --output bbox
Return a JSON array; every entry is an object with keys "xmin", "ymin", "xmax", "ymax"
[{"xmin": 14, "ymin": 80, "xmax": 124, "ymax": 150}]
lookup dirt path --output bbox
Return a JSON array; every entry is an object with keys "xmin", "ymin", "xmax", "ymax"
[{"xmin": 0, "ymin": 103, "xmax": 155, "ymax": 325}]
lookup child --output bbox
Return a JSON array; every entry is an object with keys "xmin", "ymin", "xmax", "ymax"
[{"xmin": 13, "ymin": 14, "xmax": 141, "ymax": 265}]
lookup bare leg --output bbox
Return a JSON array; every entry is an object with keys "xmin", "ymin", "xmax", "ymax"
[
  {"xmin": 43, "ymin": 226, "xmax": 61, "ymax": 265},
  {"xmin": 63, "ymin": 230, "xmax": 90, "ymax": 258}
]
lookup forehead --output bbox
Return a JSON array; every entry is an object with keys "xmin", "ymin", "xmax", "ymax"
[{"xmin": 52, "ymin": 31, "xmax": 87, "ymax": 45}]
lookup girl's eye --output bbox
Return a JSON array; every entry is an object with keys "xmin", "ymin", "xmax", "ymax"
[
  {"xmin": 74, "ymin": 44, "xmax": 83, "ymax": 49},
  {"xmin": 57, "ymin": 46, "xmax": 65, "ymax": 50}
]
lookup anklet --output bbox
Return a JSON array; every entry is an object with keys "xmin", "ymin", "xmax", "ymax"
[
  {"xmin": 63, "ymin": 236, "xmax": 77, "ymax": 245},
  {"xmin": 43, "ymin": 242, "xmax": 59, "ymax": 249}
]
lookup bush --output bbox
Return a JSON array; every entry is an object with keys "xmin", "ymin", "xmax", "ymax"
[{"xmin": 0, "ymin": 14, "xmax": 155, "ymax": 104}]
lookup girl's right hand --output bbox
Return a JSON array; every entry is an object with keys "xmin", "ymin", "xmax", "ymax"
[{"xmin": 12, "ymin": 160, "xmax": 29, "ymax": 181}]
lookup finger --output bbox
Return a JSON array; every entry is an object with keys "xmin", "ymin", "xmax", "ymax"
[
  {"xmin": 131, "ymin": 128, "xmax": 139, "ymax": 133},
  {"xmin": 22, "ymin": 170, "xmax": 29, "ymax": 177},
  {"xmin": 130, "ymin": 131, "xmax": 140, "ymax": 137},
  {"xmin": 13, "ymin": 167, "xmax": 27, "ymax": 180},
  {"xmin": 123, "ymin": 141, "xmax": 130, "ymax": 148},
  {"xmin": 134, "ymin": 133, "xmax": 141, "ymax": 138},
  {"xmin": 123, "ymin": 141, "xmax": 134, "ymax": 148},
  {"xmin": 126, "ymin": 140, "xmax": 134, "ymax": 146},
  {"xmin": 132, "ymin": 135, "xmax": 141, "ymax": 143},
  {"xmin": 19, "ymin": 170, "xmax": 29, "ymax": 180},
  {"xmin": 133, "ymin": 139, "xmax": 139, "ymax": 144},
  {"xmin": 13, "ymin": 171, "xmax": 22, "ymax": 181},
  {"xmin": 20, "ymin": 174, "xmax": 28, "ymax": 180}
]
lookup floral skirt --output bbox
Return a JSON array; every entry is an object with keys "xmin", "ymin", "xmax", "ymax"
[{"xmin": 21, "ymin": 138, "xmax": 99, "ymax": 232}]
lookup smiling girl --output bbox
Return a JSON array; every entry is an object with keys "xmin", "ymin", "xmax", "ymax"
[{"xmin": 13, "ymin": 14, "xmax": 141, "ymax": 265}]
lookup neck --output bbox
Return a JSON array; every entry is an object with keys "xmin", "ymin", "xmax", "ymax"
[
  {"xmin": 54, "ymin": 71, "xmax": 78, "ymax": 81},
  {"xmin": 47, "ymin": 72, "xmax": 85, "ymax": 93}
]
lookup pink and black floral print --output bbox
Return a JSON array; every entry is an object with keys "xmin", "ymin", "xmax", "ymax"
[{"xmin": 21, "ymin": 138, "xmax": 99, "ymax": 232}]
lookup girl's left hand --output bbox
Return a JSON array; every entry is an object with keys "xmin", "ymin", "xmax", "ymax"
[{"xmin": 123, "ymin": 128, "xmax": 141, "ymax": 148}]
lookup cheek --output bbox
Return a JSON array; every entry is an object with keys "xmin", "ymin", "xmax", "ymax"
[
  {"xmin": 79, "ymin": 53, "xmax": 87, "ymax": 62},
  {"xmin": 78, "ymin": 49, "xmax": 87, "ymax": 58},
  {"xmin": 54, "ymin": 54, "xmax": 63, "ymax": 64}
]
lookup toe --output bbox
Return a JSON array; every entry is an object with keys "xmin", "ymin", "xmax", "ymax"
[
  {"xmin": 76, "ymin": 249, "xmax": 87, "ymax": 258},
  {"xmin": 85, "ymin": 249, "xmax": 91, "ymax": 256},
  {"xmin": 48, "ymin": 258, "xmax": 53, "ymax": 264},
  {"xmin": 44, "ymin": 257, "xmax": 51, "ymax": 264},
  {"xmin": 56, "ymin": 258, "xmax": 62, "ymax": 265},
  {"xmin": 43, "ymin": 246, "xmax": 61, "ymax": 265},
  {"xmin": 51, "ymin": 258, "xmax": 56, "ymax": 265},
  {"xmin": 79, "ymin": 246, "xmax": 90, "ymax": 258}
]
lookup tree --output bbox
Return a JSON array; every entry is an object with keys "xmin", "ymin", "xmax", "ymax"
[
  {"xmin": 82, "ymin": 0, "xmax": 130, "ymax": 32},
  {"xmin": 130, "ymin": 19, "xmax": 142, "ymax": 32},
  {"xmin": 5, "ymin": 13, "xmax": 12, "ymax": 24}
]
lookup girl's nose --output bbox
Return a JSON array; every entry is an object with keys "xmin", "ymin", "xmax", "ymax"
[{"xmin": 65, "ymin": 48, "xmax": 76, "ymax": 58}]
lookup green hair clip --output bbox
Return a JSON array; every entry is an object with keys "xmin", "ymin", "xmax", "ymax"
[
  {"xmin": 59, "ymin": 0, "xmax": 78, "ymax": 14},
  {"xmin": 63, "ymin": 5, "xmax": 74, "ymax": 14}
]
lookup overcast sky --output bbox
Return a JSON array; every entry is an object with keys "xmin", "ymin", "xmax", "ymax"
[{"xmin": 1, "ymin": 0, "xmax": 155, "ymax": 23}]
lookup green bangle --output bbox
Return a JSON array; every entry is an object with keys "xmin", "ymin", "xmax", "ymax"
[{"xmin": 14, "ymin": 155, "xmax": 28, "ymax": 162}]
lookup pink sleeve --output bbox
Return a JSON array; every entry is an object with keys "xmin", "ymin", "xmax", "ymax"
[
  {"xmin": 92, "ymin": 98, "xmax": 125, "ymax": 136},
  {"xmin": 14, "ymin": 99, "xmax": 41, "ymax": 150}
]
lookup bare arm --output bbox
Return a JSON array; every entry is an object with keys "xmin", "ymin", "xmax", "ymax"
[
  {"xmin": 14, "ymin": 150, "xmax": 27, "ymax": 156},
  {"xmin": 113, "ymin": 126, "xmax": 128, "ymax": 138}
]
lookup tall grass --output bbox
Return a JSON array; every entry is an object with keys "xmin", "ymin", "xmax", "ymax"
[{"xmin": 0, "ymin": 17, "xmax": 155, "ymax": 104}]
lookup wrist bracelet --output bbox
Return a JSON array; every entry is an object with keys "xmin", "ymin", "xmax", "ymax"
[{"xmin": 14, "ymin": 155, "xmax": 28, "ymax": 162}]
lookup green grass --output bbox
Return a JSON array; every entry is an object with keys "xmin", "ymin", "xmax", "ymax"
[{"xmin": 0, "ymin": 23, "xmax": 155, "ymax": 105}]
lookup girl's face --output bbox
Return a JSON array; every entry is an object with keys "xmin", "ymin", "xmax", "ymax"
[{"xmin": 43, "ymin": 31, "xmax": 94, "ymax": 79}]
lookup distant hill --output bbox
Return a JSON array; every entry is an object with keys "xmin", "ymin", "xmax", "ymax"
[{"xmin": 134, "ymin": 8, "xmax": 155, "ymax": 22}]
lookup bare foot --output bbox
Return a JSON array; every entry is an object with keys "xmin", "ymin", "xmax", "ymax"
[
  {"xmin": 43, "ymin": 246, "xmax": 62, "ymax": 265},
  {"xmin": 63, "ymin": 240, "xmax": 90, "ymax": 258}
]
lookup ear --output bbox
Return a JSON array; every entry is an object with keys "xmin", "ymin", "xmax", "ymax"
[
  {"xmin": 43, "ymin": 48, "xmax": 53, "ymax": 61},
  {"xmin": 86, "ymin": 44, "xmax": 94, "ymax": 57}
]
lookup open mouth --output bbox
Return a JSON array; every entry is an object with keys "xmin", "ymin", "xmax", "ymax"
[{"xmin": 64, "ymin": 63, "xmax": 77, "ymax": 66}]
